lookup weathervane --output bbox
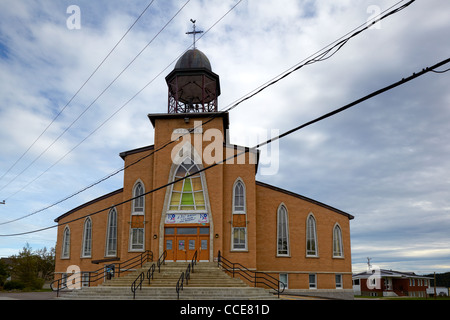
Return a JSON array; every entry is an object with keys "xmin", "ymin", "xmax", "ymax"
[{"xmin": 186, "ymin": 19, "xmax": 203, "ymax": 50}]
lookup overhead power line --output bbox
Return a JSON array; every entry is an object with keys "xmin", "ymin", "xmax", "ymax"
[
  {"xmin": 0, "ymin": 0, "xmax": 412, "ymax": 225},
  {"xmin": 1, "ymin": 56, "xmax": 448, "ymax": 237},
  {"xmin": 0, "ymin": 0, "xmax": 191, "ymax": 198},
  {"xmin": 0, "ymin": 0, "xmax": 156, "ymax": 187},
  {"xmin": 0, "ymin": 0, "xmax": 241, "ymax": 201}
]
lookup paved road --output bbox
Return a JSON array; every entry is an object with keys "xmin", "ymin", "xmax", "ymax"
[{"xmin": 0, "ymin": 291, "xmax": 58, "ymax": 300}]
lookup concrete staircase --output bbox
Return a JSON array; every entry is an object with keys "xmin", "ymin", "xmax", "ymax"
[{"xmin": 57, "ymin": 262, "xmax": 278, "ymax": 300}]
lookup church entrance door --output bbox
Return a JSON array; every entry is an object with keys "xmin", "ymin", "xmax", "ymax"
[{"xmin": 164, "ymin": 226, "xmax": 210, "ymax": 262}]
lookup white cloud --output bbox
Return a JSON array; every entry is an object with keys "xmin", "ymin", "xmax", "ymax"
[{"xmin": 0, "ymin": 0, "xmax": 449, "ymax": 275}]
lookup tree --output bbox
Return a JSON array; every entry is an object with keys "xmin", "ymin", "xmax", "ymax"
[
  {"xmin": 0, "ymin": 259, "xmax": 10, "ymax": 286},
  {"xmin": 10, "ymin": 243, "xmax": 55, "ymax": 290}
]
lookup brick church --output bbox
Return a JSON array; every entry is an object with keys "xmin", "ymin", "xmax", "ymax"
[{"xmin": 53, "ymin": 47, "xmax": 354, "ymax": 299}]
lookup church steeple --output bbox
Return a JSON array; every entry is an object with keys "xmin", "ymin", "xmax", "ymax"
[{"xmin": 165, "ymin": 21, "xmax": 220, "ymax": 114}]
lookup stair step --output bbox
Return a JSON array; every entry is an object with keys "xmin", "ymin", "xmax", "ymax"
[
  {"xmin": 57, "ymin": 262, "xmax": 279, "ymax": 300},
  {"xmin": 58, "ymin": 287, "xmax": 278, "ymax": 300}
]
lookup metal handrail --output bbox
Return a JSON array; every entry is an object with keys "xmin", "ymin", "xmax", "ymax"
[
  {"xmin": 217, "ymin": 250, "xmax": 285, "ymax": 298},
  {"xmin": 131, "ymin": 250, "xmax": 167, "ymax": 299},
  {"xmin": 157, "ymin": 250, "xmax": 167, "ymax": 272},
  {"xmin": 131, "ymin": 272, "xmax": 144, "ymax": 299},
  {"xmin": 176, "ymin": 250, "xmax": 197, "ymax": 299},
  {"xmin": 51, "ymin": 250, "xmax": 153, "ymax": 297}
]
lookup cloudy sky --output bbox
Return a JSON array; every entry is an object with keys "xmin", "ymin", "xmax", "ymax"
[{"xmin": 0, "ymin": 0, "xmax": 449, "ymax": 275}]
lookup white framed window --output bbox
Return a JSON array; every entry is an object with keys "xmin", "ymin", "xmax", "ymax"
[
  {"xmin": 61, "ymin": 273, "xmax": 68, "ymax": 288},
  {"xmin": 81, "ymin": 217, "xmax": 92, "ymax": 257},
  {"xmin": 333, "ymin": 224, "xmax": 344, "ymax": 257},
  {"xmin": 61, "ymin": 226, "xmax": 70, "ymax": 259},
  {"xmin": 231, "ymin": 179, "xmax": 247, "ymax": 251},
  {"xmin": 168, "ymin": 158, "xmax": 206, "ymax": 212},
  {"xmin": 280, "ymin": 273, "xmax": 288, "ymax": 290},
  {"xmin": 306, "ymin": 214, "xmax": 318, "ymax": 257},
  {"xmin": 82, "ymin": 273, "xmax": 90, "ymax": 287},
  {"xmin": 233, "ymin": 180, "xmax": 245, "ymax": 213},
  {"xmin": 277, "ymin": 204, "xmax": 289, "ymax": 256},
  {"xmin": 105, "ymin": 207, "xmax": 117, "ymax": 256},
  {"xmin": 132, "ymin": 182, "xmax": 145, "ymax": 214},
  {"xmin": 232, "ymin": 227, "xmax": 247, "ymax": 250},
  {"xmin": 335, "ymin": 274, "xmax": 343, "ymax": 289},
  {"xmin": 309, "ymin": 273, "xmax": 317, "ymax": 289},
  {"xmin": 130, "ymin": 228, "xmax": 144, "ymax": 251}
]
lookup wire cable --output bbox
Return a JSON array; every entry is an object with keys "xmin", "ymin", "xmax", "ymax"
[
  {"xmin": 0, "ymin": 0, "xmax": 242, "ymax": 206},
  {"xmin": 0, "ymin": 0, "xmax": 191, "ymax": 199},
  {"xmin": 0, "ymin": 0, "xmax": 156, "ymax": 186},
  {"xmin": 0, "ymin": 0, "xmax": 413, "ymax": 225},
  {"xmin": 1, "ymin": 56, "xmax": 448, "ymax": 237}
]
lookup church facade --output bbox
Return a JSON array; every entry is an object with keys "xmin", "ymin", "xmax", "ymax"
[{"xmin": 54, "ymin": 48, "xmax": 354, "ymax": 299}]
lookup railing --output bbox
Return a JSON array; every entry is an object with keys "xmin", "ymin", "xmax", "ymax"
[
  {"xmin": 131, "ymin": 272, "xmax": 144, "ymax": 299},
  {"xmin": 131, "ymin": 250, "xmax": 167, "ymax": 299},
  {"xmin": 176, "ymin": 250, "xmax": 198, "ymax": 300},
  {"xmin": 217, "ymin": 250, "xmax": 285, "ymax": 298},
  {"xmin": 51, "ymin": 250, "xmax": 153, "ymax": 297}
]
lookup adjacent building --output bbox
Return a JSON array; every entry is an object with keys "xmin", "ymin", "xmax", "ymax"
[{"xmin": 353, "ymin": 268, "xmax": 433, "ymax": 297}]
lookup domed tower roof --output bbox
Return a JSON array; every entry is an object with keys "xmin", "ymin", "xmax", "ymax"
[
  {"xmin": 175, "ymin": 49, "xmax": 212, "ymax": 71},
  {"xmin": 165, "ymin": 48, "xmax": 220, "ymax": 114}
]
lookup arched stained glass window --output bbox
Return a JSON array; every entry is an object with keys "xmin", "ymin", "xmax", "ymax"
[
  {"xmin": 62, "ymin": 226, "xmax": 70, "ymax": 258},
  {"xmin": 106, "ymin": 208, "xmax": 117, "ymax": 256},
  {"xmin": 333, "ymin": 224, "xmax": 343, "ymax": 257},
  {"xmin": 169, "ymin": 158, "xmax": 206, "ymax": 211},
  {"xmin": 277, "ymin": 204, "xmax": 289, "ymax": 256},
  {"xmin": 233, "ymin": 181, "xmax": 245, "ymax": 213},
  {"xmin": 82, "ymin": 217, "xmax": 92, "ymax": 257},
  {"xmin": 306, "ymin": 214, "xmax": 318, "ymax": 256},
  {"xmin": 133, "ymin": 182, "xmax": 144, "ymax": 214}
]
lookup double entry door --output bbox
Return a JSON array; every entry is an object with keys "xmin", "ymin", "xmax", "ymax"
[{"xmin": 164, "ymin": 226, "xmax": 209, "ymax": 261}]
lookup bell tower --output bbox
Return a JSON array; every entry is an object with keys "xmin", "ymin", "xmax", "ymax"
[{"xmin": 165, "ymin": 21, "xmax": 221, "ymax": 113}]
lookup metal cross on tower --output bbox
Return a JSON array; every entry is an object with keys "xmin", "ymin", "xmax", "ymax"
[{"xmin": 186, "ymin": 19, "xmax": 203, "ymax": 49}]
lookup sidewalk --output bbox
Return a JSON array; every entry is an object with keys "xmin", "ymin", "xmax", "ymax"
[{"xmin": 0, "ymin": 291, "xmax": 58, "ymax": 300}]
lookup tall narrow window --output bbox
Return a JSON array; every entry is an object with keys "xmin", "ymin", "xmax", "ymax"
[
  {"xmin": 169, "ymin": 158, "xmax": 206, "ymax": 212},
  {"xmin": 306, "ymin": 214, "xmax": 318, "ymax": 256},
  {"xmin": 82, "ymin": 218, "xmax": 92, "ymax": 257},
  {"xmin": 277, "ymin": 204, "xmax": 289, "ymax": 256},
  {"xmin": 133, "ymin": 182, "xmax": 144, "ymax": 214},
  {"xmin": 333, "ymin": 224, "xmax": 343, "ymax": 257},
  {"xmin": 62, "ymin": 226, "xmax": 70, "ymax": 258},
  {"xmin": 106, "ymin": 208, "xmax": 117, "ymax": 256},
  {"xmin": 232, "ymin": 179, "xmax": 247, "ymax": 250},
  {"xmin": 233, "ymin": 180, "xmax": 245, "ymax": 212},
  {"xmin": 130, "ymin": 181, "xmax": 145, "ymax": 251}
]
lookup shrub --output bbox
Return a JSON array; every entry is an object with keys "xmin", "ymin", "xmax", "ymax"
[
  {"xmin": 3, "ymin": 280, "xmax": 25, "ymax": 291},
  {"xmin": 30, "ymin": 278, "xmax": 44, "ymax": 290}
]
